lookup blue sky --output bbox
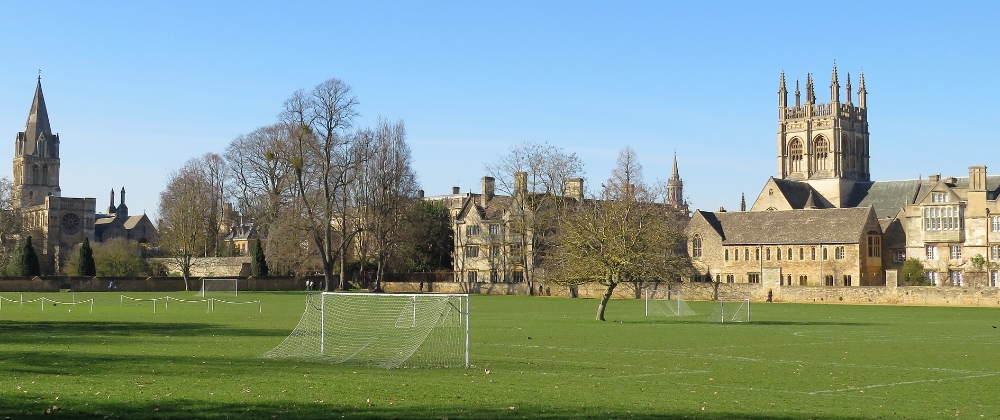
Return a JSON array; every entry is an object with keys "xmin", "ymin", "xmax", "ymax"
[{"xmin": 1, "ymin": 1, "xmax": 998, "ymax": 219}]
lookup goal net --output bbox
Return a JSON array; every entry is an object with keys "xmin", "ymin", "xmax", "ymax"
[
  {"xmin": 644, "ymin": 289, "xmax": 696, "ymax": 316},
  {"xmin": 198, "ymin": 278, "xmax": 239, "ymax": 297},
  {"xmin": 707, "ymin": 298, "xmax": 751, "ymax": 323},
  {"xmin": 261, "ymin": 293, "xmax": 469, "ymax": 368}
]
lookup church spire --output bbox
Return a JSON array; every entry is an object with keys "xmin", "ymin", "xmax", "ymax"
[
  {"xmin": 666, "ymin": 152, "xmax": 685, "ymax": 213},
  {"xmin": 23, "ymin": 77, "xmax": 54, "ymax": 153}
]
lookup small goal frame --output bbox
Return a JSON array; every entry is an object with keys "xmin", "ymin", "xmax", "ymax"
[
  {"xmin": 198, "ymin": 278, "xmax": 239, "ymax": 297},
  {"xmin": 643, "ymin": 288, "xmax": 696, "ymax": 316},
  {"xmin": 711, "ymin": 298, "xmax": 751, "ymax": 323}
]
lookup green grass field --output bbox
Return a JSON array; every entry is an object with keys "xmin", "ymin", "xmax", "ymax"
[{"xmin": 1, "ymin": 291, "xmax": 998, "ymax": 419}]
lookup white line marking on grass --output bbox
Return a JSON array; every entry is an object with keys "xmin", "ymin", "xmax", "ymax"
[{"xmin": 807, "ymin": 372, "xmax": 1000, "ymax": 395}]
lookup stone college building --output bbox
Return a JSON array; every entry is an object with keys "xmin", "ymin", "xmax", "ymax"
[{"xmin": 688, "ymin": 66, "xmax": 1000, "ymax": 288}]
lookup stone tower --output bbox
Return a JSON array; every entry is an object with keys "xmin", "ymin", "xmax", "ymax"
[
  {"xmin": 776, "ymin": 65, "xmax": 870, "ymax": 207},
  {"xmin": 666, "ymin": 152, "xmax": 688, "ymax": 213},
  {"xmin": 13, "ymin": 77, "xmax": 61, "ymax": 208}
]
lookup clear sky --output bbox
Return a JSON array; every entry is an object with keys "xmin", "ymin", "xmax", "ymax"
[{"xmin": 1, "ymin": 1, "xmax": 998, "ymax": 219}]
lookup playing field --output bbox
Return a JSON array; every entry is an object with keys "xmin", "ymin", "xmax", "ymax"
[{"xmin": 1, "ymin": 292, "xmax": 998, "ymax": 419}]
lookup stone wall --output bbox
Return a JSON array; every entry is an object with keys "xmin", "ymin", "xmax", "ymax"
[{"xmin": 151, "ymin": 257, "xmax": 251, "ymax": 277}]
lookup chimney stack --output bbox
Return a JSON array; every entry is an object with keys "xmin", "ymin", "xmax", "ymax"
[
  {"xmin": 452, "ymin": 186, "xmax": 461, "ymax": 194},
  {"xmin": 566, "ymin": 178, "xmax": 584, "ymax": 202},
  {"xmin": 481, "ymin": 176, "xmax": 495, "ymax": 206}
]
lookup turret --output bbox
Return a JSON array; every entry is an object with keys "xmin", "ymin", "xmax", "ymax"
[{"xmin": 107, "ymin": 189, "xmax": 116, "ymax": 214}]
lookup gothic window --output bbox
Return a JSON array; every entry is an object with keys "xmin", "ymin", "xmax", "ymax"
[
  {"xmin": 32, "ymin": 165, "xmax": 39, "ymax": 184},
  {"xmin": 789, "ymin": 139, "xmax": 803, "ymax": 172},
  {"xmin": 42, "ymin": 165, "xmax": 48, "ymax": 185},
  {"xmin": 814, "ymin": 136, "xmax": 829, "ymax": 170},
  {"xmin": 691, "ymin": 235, "xmax": 702, "ymax": 258}
]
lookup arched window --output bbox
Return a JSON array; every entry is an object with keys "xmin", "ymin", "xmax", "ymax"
[
  {"xmin": 32, "ymin": 165, "xmax": 39, "ymax": 184},
  {"xmin": 789, "ymin": 138, "xmax": 803, "ymax": 172},
  {"xmin": 814, "ymin": 136, "xmax": 829, "ymax": 170},
  {"xmin": 692, "ymin": 235, "xmax": 702, "ymax": 258},
  {"xmin": 42, "ymin": 165, "xmax": 48, "ymax": 185}
]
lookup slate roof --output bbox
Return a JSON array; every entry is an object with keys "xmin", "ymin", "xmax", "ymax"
[
  {"xmin": 123, "ymin": 215, "xmax": 148, "ymax": 230},
  {"xmin": 696, "ymin": 207, "xmax": 876, "ymax": 245},
  {"xmin": 846, "ymin": 180, "xmax": 920, "ymax": 219}
]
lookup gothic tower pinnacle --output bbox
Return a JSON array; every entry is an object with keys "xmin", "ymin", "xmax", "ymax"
[{"xmin": 830, "ymin": 63, "xmax": 840, "ymax": 104}]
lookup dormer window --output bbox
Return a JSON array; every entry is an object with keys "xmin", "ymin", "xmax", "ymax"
[{"xmin": 931, "ymin": 193, "xmax": 949, "ymax": 203}]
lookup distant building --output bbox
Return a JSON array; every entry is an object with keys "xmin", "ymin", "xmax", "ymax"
[{"xmin": 10, "ymin": 78, "xmax": 157, "ymax": 273}]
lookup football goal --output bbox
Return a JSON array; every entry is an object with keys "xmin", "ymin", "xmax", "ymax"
[
  {"xmin": 198, "ymin": 278, "xmax": 239, "ymax": 297},
  {"xmin": 707, "ymin": 298, "xmax": 751, "ymax": 323},
  {"xmin": 644, "ymin": 289, "xmax": 696, "ymax": 316},
  {"xmin": 261, "ymin": 293, "xmax": 470, "ymax": 368}
]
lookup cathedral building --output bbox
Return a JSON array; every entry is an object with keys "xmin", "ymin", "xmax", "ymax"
[
  {"xmin": 687, "ymin": 65, "xmax": 1000, "ymax": 288},
  {"xmin": 11, "ymin": 78, "xmax": 157, "ymax": 273}
]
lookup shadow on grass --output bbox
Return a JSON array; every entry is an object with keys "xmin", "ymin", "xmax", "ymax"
[
  {"xmin": 0, "ymin": 320, "xmax": 283, "ymax": 342},
  {"xmin": 0, "ymin": 396, "xmax": 880, "ymax": 420}
]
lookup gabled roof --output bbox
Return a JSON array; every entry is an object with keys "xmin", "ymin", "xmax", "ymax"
[
  {"xmin": 694, "ymin": 207, "xmax": 877, "ymax": 245},
  {"xmin": 123, "ymin": 214, "xmax": 149, "ymax": 230}
]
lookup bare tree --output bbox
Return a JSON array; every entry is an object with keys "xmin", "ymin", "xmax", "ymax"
[
  {"xmin": 353, "ymin": 119, "xmax": 419, "ymax": 291},
  {"xmin": 282, "ymin": 78, "xmax": 360, "ymax": 291},
  {"xmin": 158, "ymin": 158, "xmax": 215, "ymax": 288},
  {"xmin": 547, "ymin": 147, "xmax": 691, "ymax": 321},
  {"xmin": 225, "ymin": 123, "xmax": 295, "ymax": 238},
  {"xmin": 484, "ymin": 142, "xmax": 584, "ymax": 288}
]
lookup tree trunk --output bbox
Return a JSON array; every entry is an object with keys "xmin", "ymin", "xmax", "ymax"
[{"xmin": 596, "ymin": 281, "xmax": 618, "ymax": 321}]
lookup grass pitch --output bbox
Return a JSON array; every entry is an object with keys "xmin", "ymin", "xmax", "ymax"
[{"xmin": 1, "ymin": 292, "xmax": 998, "ymax": 419}]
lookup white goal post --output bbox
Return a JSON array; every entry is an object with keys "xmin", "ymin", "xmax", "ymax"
[
  {"xmin": 198, "ymin": 278, "xmax": 239, "ymax": 297},
  {"xmin": 262, "ymin": 293, "xmax": 470, "ymax": 368},
  {"xmin": 644, "ymin": 289, "xmax": 696, "ymax": 316},
  {"xmin": 707, "ymin": 298, "xmax": 751, "ymax": 323}
]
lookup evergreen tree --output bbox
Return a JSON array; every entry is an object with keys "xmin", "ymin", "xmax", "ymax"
[
  {"xmin": 77, "ymin": 237, "xmax": 97, "ymax": 276},
  {"xmin": 6, "ymin": 237, "xmax": 27, "ymax": 277},
  {"xmin": 250, "ymin": 239, "xmax": 268, "ymax": 277},
  {"xmin": 24, "ymin": 236, "xmax": 40, "ymax": 276}
]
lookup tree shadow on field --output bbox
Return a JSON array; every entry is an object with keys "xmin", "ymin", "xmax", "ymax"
[
  {"xmin": 0, "ymin": 396, "xmax": 883, "ymax": 420},
  {"xmin": 0, "ymin": 320, "xmax": 284, "ymax": 345}
]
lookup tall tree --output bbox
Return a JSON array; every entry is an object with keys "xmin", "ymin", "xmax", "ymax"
[
  {"xmin": 77, "ymin": 237, "xmax": 96, "ymax": 276},
  {"xmin": 225, "ymin": 123, "xmax": 295, "ymax": 240},
  {"xmin": 24, "ymin": 236, "xmax": 40, "ymax": 277},
  {"xmin": 250, "ymin": 239, "xmax": 269, "ymax": 277},
  {"xmin": 547, "ymin": 147, "xmax": 691, "ymax": 321},
  {"xmin": 158, "ymin": 157, "xmax": 216, "ymax": 289},
  {"xmin": 402, "ymin": 200, "xmax": 454, "ymax": 272},
  {"xmin": 354, "ymin": 119, "xmax": 419, "ymax": 291},
  {"xmin": 485, "ymin": 142, "xmax": 584, "ymax": 288},
  {"xmin": 282, "ymin": 78, "xmax": 360, "ymax": 291},
  {"xmin": 0, "ymin": 177, "xmax": 21, "ymax": 275}
]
